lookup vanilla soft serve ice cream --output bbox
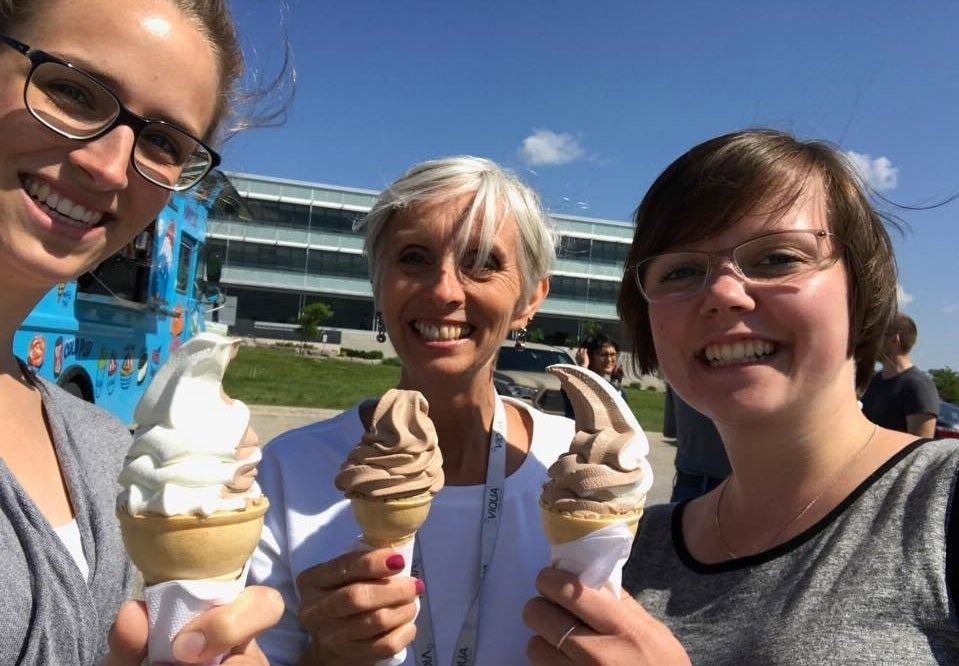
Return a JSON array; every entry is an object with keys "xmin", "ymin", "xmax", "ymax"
[
  {"xmin": 116, "ymin": 332, "xmax": 267, "ymax": 587},
  {"xmin": 116, "ymin": 333, "xmax": 268, "ymax": 663},
  {"xmin": 118, "ymin": 333, "xmax": 262, "ymax": 518}
]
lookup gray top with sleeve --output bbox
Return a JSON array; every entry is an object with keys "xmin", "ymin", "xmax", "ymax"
[
  {"xmin": 861, "ymin": 366, "xmax": 941, "ymax": 433},
  {"xmin": 0, "ymin": 376, "xmax": 136, "ymax": 665},
  {"xmin": 624, "ymin": 438, "xmax": 959, "ymax": 665}
]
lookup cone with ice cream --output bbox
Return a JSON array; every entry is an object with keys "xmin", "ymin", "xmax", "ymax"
[
  {"xmin": 539, "ymin": 364, "xmax": 652, "ymax": 594},
  {"xmin": 335, "ymin": 388, "xmax": 444, "ymax": 548},
  {"xmin": 335, "ymin": 388, "xmax": 444, "ymax": 666},
  {"xmin": 116, "ymin": 332, "xmax": 267, "ymax": 661}
]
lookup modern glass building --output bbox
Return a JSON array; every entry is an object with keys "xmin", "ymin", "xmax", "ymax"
[{"xmin": 206, "ymin": 172, "xmax": 635, "ymax": 346}]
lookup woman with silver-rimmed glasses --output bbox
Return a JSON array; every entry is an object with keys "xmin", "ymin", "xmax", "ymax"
[
  {"xmin": 524, "ymin": 129, "xmax": 959, "ymax": 663},
  {"xmin": 0, "ymin": 2, "xmax": 285, "ymax": 663}
]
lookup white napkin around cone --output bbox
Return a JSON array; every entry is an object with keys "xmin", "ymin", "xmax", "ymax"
[
  {"xmin": 354, "ymin": 535, "xmax": 419, "ymax": 666},
  {"xmin": 549, "ymin": 521, "xmax": 635, "ymax": 597},
  {"xmin": 143, "ymin": 561, "xmax": 250, "ymax": 665}
]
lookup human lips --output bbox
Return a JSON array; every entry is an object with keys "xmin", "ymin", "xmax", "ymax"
[
  {"xmin": 702, "ymin": 339, "xmax": 776, "ymax": 367},
  {"xmin": 24, "ymin": 176, "xmax": 105, "ymax": 228},
  {"xmin": 412, "ymin": 320, "xmax": 474, "ymax": 342}
]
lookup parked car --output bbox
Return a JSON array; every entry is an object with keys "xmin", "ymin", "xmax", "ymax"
[
  {"xmin": 936, "ymin": 401, "xmax": 959, "ymax": 439},
  {"xmin": 494, "ymin": 341, "xmax": 574, "ymax": 415}
]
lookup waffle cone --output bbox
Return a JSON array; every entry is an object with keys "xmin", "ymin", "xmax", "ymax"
[
  {"xmin": 117, "ymin": 497, "xmax": 269, "ymax": 585},
  {"xmin": 539, "ymin": 502, "xmax": 642, "ymax": 544},
  {"xmin": 350, "ymin": 493, "xmax": 432, "ymax": 548}
]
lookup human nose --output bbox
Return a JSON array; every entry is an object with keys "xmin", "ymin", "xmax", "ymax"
[
  {"xmin": 426, "ymin": 259, "xmax": 466, "ymax": 306},
  {"xmin": 67, "ymin": 125, "xmax": 134, "ymax": 190},
  {"xmin": 698, "ymin": 259, "xmax": 755, "ymax": 315}
]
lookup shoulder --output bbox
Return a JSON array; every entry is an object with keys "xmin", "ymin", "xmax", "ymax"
[
  {"xmin": 506, "ymin": 397, "xmax": 574, "ymax": 455},
  {"xmin": 261, "ymin": 405, "xmax": 363, "ymax": 464},
  {"xmin": 259, "ymin": 406, "xmax": 363, "ymax": 477},
  {"xmin": 37, "ymin": 378, "xmax": 129, "ymax": 451},
  {"xmin": 38, "ymin": 377, "xmax": 126, "ymax": 430}
]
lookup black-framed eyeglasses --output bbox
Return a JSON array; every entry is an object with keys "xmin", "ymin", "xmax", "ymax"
[
  {"xmin": 629, "ymin": 229, "xmax": 841, "ymax": 302},
  {"xmin": 1, "ymin": 34, "xmax": 220, "ymax": 191}
]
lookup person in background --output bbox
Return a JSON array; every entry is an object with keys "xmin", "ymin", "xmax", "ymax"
[
  {"xmin": 664, "ymin": 384, "xmax": 730, "ymax": 502},
  {"xmin": 250, "ymin": 156, "xmax": 573, "ymax": 665},
  {"xmin": 861, "ymin": 312, "xmax": 940, "ymax": 437},
  {"xmin": 0, "ymin": 1, "xmax": 285, "ymax": 662},
  {"xmin": 575, "ymin": 333, "xmax": 625, "ymax": 390},
  {"xmin": 523, "ymin": 129, "xmax": 959, "ymax": 663}
]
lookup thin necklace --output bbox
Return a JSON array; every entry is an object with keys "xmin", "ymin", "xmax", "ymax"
[{"xmin": 715, "ymin": 423, "xmax": 879, "ymax": 559}]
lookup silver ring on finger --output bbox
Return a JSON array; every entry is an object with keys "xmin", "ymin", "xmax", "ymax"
[{"xmin": 556, "ymin": 622, "xmax": 579, "ymax": 651}]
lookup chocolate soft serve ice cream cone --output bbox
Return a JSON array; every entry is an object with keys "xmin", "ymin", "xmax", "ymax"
[
  {"xmin": 540, "ymin": 365, "xmax": 652, "ymax": 594},
  {"xmin": 336, "ymin": 389, "xmax": 444, "ymax": 547}
]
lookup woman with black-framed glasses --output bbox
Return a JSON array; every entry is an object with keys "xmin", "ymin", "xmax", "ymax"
[
  {"xmin": 0, "ymin": 1, "xmax": 285, "ymax": 664},
  {"xmin": 524, "ymin": 129, "xmax": 959, "ymax": 663}
]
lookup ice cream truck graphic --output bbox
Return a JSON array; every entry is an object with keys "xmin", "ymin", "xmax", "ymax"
[{"xmin": 14, "ymin": 183, "xmax": 224, "ymax": 427}]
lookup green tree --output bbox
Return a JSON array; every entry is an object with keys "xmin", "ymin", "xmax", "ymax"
[
  {"xmin": 929, "ymin": 367, "xmax": 959, "ymax": 404},
  {"xmin": 297, "ymin": 302, "xmax": 333, "ymax": 355}
]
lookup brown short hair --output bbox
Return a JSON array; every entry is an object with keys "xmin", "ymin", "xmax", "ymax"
[
  {"xmin": 616, "ymin": 128, "xmax": 899, "ymax": 392},
  {"xmin": 888, "ymin": 312, "xmax": 919, "ymax": 354}
]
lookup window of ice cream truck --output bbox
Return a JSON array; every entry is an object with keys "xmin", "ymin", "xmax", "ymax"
[{"xmin": 176, "ymin": 236, "xmax": 196, "ymax": 295}]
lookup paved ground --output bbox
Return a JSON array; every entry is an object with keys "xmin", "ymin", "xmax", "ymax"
[{"xmin": 250, "ymin": 405, "xmax": 677, "ymax": 506}]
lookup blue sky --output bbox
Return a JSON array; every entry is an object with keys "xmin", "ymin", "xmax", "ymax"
[{"xmin": 225, "ymin": 0, "xmax": 959, "ymax": 373}]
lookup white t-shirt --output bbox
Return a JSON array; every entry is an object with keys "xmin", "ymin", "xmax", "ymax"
[{"xmin": 249, "ymin": 397, "xmax": 574, "ymax": 665}]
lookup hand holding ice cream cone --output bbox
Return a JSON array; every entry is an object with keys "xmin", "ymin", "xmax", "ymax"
[
  {"xmin": 116, "ymin": 333, "xmax": 268, "ymax": 664},
  {"xmin": 334, "ymin": 388, "xmax": 444, "ymax": 665},
  {"xmin": 540, "ymin": 364, "xmax": 653, "ymax": 596}
]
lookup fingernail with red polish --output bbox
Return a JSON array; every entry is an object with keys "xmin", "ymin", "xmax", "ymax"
[
  {"xmin": 414, "ymin": 578, "xmax": 426, "ymax": 595},
  {"xmin": 386, "ymin": 554, "xmax": 405, "ymax": 571}
]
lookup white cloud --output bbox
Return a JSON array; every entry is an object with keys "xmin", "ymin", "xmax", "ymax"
[
  {"xmin": 519, "ymin": 129, "xmax": 585, "ymax": 166},
  {"xmin": 944, "ymin": 304, "xmax": 958, "ymax": 315},
  {"xmin": 845, "ymin": 151, "xmax": 899, "ymax": 192},
  {"xmin": 898, "ymin": 283, "xmax": 914, "ymax": 306}
]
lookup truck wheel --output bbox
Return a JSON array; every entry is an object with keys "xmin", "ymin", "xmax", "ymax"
[{"xmin": 62, "ymin": 380, "xmax": 86, "ymax": 400}]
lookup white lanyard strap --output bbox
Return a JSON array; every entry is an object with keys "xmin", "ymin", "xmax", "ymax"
[{"xmin": 411, "ymin": 392, "xmax": 508, "ymax": 666}]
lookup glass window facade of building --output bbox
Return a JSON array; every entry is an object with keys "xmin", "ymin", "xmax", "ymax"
[{"xmin": 207, "ymin": 172, "xmax": 634, "ymax": 346}]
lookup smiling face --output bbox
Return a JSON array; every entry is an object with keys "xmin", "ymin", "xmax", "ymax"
[
  {"xmin": 376, "ymin": 195, "xmax": 547, "ymax": 393},
  {"xmin": 0, "ymin": 0, "xmax": 219, "ymax": 291},
  {"xmin": 650, "ymin": 181, "xmax": 855, "ymax": 427},
  {"xmin": 589, "ymin": 344, "xmax": 619, "ymax": 376}
]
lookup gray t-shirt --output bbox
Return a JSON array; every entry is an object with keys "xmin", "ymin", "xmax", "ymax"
[
  {"xmin": 624, "ymin": 439, "xmax": 959, "ymax": 664},
  {"xmin": 0, "ymin": 377, "xmax": 136, "ymax": 664},
  {"xmin": 861, "ymin": 366, "xmax": 941, "ymax": 433}
]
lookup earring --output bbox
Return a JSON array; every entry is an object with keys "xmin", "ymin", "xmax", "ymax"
[
  {"xmin": 514, "ymin": 326, "xmax": 527, "ymax": 350},
  {"xmin": 375, "ymin": 312, "xmax": 387, "ymax": 343}
]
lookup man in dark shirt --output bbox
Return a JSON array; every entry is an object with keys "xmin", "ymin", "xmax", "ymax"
[
  {"xmin": 861, "ymin": 313, "xmax": 940, "ymax": 437},
  {"xmin": 664, "ymin": 385, "xmax": 730, "ymax": 502}
]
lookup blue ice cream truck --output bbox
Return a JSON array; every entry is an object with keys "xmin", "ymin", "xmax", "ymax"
[{"xmin": 14, "ymin": 183, "xmax": 223, "ymax": 427}]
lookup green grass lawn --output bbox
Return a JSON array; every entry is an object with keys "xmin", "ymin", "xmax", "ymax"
[{"xmin": 225, "ymin": 346, "xmax": 666, "ymax": 431}]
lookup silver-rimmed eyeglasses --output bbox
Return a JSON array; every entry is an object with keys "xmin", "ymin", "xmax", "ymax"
[
  {"xmin": 630, "ymin": 229, "xmax": 841, "ymax": 302},
  {"xmin": 1, "ymin": 34, "xmax": 220, "ymax": 191}
]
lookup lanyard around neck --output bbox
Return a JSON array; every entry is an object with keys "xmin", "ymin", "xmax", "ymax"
[{"xmin": 410, "ymin": 391, "xmax": 508, "ymax": 666}]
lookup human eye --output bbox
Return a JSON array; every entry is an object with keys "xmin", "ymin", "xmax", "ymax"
[
  {"xmin": 397, "ymin": 247, "xmax": 430, "ymax": 267},
  {"xmin": 649, "ymin": 254, "xmax": 706, "ymax": 284},
  {"xmin": 39, "ymin": 78, "xmax": 100, "ymax": 117},
  {"xmin": 462, "ymin": 248, "xmax": 501, "ymax": 277},
  {"xmin": 640, "ymin": 253, "xmax": 706, "ymax": 297},
  {"xmin": 740, "ymin": 235, "xmax": 818, "ymax": 278},
  {"xmin": 138, "ymin": 126, "xmax": 186, "ymax": 166}
]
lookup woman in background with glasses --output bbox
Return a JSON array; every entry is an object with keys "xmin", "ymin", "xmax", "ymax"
[
  {"xmin": 0, "ymin": 1, "xmax": 284, "ymax": 663},
  {"xmin": 574, "ymin": 333, "xmax": 625, "ymax": 391},
  {"xmin": 524, "ymin": 129, "xmax": 959, "ymax": 663}
]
